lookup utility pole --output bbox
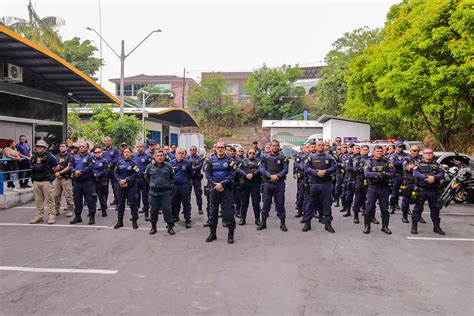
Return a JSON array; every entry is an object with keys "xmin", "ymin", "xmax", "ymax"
[{"xmin": 182, "ymin": 68, "xmax": 186, "ymax": 109}]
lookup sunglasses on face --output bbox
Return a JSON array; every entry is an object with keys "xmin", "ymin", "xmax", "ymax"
[
  {"xmin": 411, "ymin": 150, "xmax": 420, "ymax": 152},
  {"xmin": 248, "ymin": 152, "xmax": 255, "ymax": 155},
  {"xmin": 94, "ymin": 151, "xmax": 101, "ymax": 154}
]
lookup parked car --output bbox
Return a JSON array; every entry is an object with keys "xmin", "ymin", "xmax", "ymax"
[{"xmin": 227, "ymin": 143, "xmax": 242, "ymax": 149}]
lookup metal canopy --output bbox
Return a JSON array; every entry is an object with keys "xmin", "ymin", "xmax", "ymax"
[{"xmin": 0, "ymin": 26, "xmax": 119, "ymax": 104}]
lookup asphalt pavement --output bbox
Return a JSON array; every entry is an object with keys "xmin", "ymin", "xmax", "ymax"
[{"xmin": 1, "ymin": 171, "xmax": 473, "ymax": 316}]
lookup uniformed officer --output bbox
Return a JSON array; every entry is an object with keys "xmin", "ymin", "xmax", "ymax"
[
  {"xmin": 113, "ymin": 147, "xmax": 140, "ymax": 229},
  {"xmin": 53, "ymin": 142, "xmax": 74, "ymax": 217},
  {"xmin": 302, "ymin": 140, "xmax": 337, "ymax": 233},
  {"xmin": 342, "ymin": 143, "xmax": 358, "ymax": 218},
  {"xmin": 236, "ymin": 148, "xmax": 261, "ymax": 226},
  {"xmin": 293, "ymin": 145, "xmax": 306, "ymax": 218},
  {"xmin": 333, "ymin": 144, "xmax": 347, "ymax": 208},
  {"xmin": 352, "ymin": 145, "xmax": 370, "ymax": 224},
  {"xmin": 29, "ymin": 140, "xmax": 59, "ymax": 224},
  {"xmin": 145, "ymin": 140, "xmax": 157, "ymax": 157},
  {"xmin": 133, "ymin": 143, "xmax": 152, "ymax": 221},
  {"xmin": 169, "ymin": 144, "xmax": 177, "ymax": 161},
  {"xmin": 145, "ymin": 150, "xmax": 176, "ymax": 235},
  {"xmin": 92, "ymin": 147, "xmax": 109, "ymax": 217},
  {"xmin": 252, "ymin": 141, "xmax": 262, "ymax": 159},
  {"xmin": 170, "ymin": 148, "xmax": 193, "ymax": 227},
  {"xmin": 363, "ymin": 145, "xmax": 395, "ymax": 234},
  {"xmin": 340, "ymin": 143, "xmax": 354, "ymax": 212},
  {"xmin": 400, "ymin": 145, "xmax": 420, "ymax": 223},
  {"xmin": 205, "ymin": 141, "xmax": 237, "ymax": 244},
  {"xmin": 70, "ymin": 141, "xmax": 97, "ymax": 225},
  {"xmin": 187, "ymin": 145, "xmax": 204, "ymax": 214},
  {"xmin": 411, "ymin": 148, "xmax": 446, "ymax": 235},
  {"xmin": 258, "ymin": 140, "xmax": 289, "ymax": 232},
  {"xmin": 233, "ymin": 147, "xmax": 244, "ymax": 218},
  {"xmin": 389, "ymin": 142, "xmax": 408, "ymax": 213},
  {"xmin": 102, "ymin": 136, "xmax": 119, "ymax": 206}
]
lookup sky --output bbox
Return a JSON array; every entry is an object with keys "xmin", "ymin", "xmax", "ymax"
[{"xmin": 1, "ymin": 0, "xmax": 400, "ymax": 94}]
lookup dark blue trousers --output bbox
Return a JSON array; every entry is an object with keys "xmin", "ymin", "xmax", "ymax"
[
  {"xmin": 352, "ymin": 180, "xmax": 367, "ymax": 214},
  {"xmin": 192, "ymin": 178, "xmax": 203, "ymax": 207},
  {"xmin": 172, "ymin": 182, "xmax": 192, "ymax": 221},
  {"xmin": 240, "ymin": 181, "xmax": 261, "ymax": 220},
  {"xmin": 149, "ymin": 189, "xmax": 173, "ymax": 226},
  {"xmin": 334, "ymin": 173, "xmax": 343, "ymax": 200},
  {"xmin": 117, "ymin": 184, "xmax": 139, "ymax": 219},
  {"xmin": 136, "ymin": 176, "xmax": 150, "ymax": 212},
  {"xmin": 95, "ymin": 178, "xmax": 109, "ymax": 211},
  {"xmin": 73, "ymin": 180, "xmax": 97, "ymax": 215},
  {"xmin": 209, "ymin": 187, "xmax": 235, "ymax": 229},
  {"xmin": 108, "ymin": 171, "xmax": 119, "ymax": 203},
  {"xmin": 343, "ymin": 176, "xmax": 355, "ymax": 208},
  {"xmin": 296, "ymin": 179, "xmax": 305, "ymax": 211},
  {"xmin": 261, "ymin": 181, "xmax": 286, "ymax": 219},
  {"xmin": 401, "ymin": 183, "xmax": 415, "ymax": 216},
  {"xmin": 412, "ymin": 189, "xmax": 440, "ymax": 224},
  {"xmin": 365, "ymin": 185, "xmax": 390, "ymax": 226},
  {"xmin": 304, "ymin": 182, "xmax": 333, "ymax": 223},
  {"xmin": 390, "ymin": 175, "xmax": 403, "ymax": 207}
]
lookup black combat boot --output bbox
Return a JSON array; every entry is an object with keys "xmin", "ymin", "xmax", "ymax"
[
  {"xmin": 257, "ymin": 217, "xmax": 267, "ymax": 230},
  {"xmin": 325, "ymin": 222, "xmax": 335, "ymax": 233},
  {"xmin": 402, "ymin": 213, "xmax": 409, "ymax": 223},
  {"xmin": 167, "ymin": 223, "xmax": 175, "ymax": 235},
  {"xmin": 411, "ymin": 221, "xmax": 418, "ymax": 234},
  {"xmin": 102, "ymin": 208, "xmax": 108, "ymax": 217},
  {"xmin": 381, "ymin": 213, "xmax": 392, "ymax": 234},
  {"xmin": 302, "ymin": 220, "xmax": 312, "ymax": 232},
  {"xmin": 280, "ymin": 218, "xmax": 288, "ymax": 232},
  {"xmin": 334, "ymin": 197, "xmax": 340, "ymax": 207},
  {"xmin": 318, "ymin": 214, "xmax": 324, "ymax": 224},
  {"xmin": 149, "ymin": 222, "xmax": 157, "ymax": 235},
  {"xmin": 371, "ymin": 213, "xmax": 380, "ymax": 225},
  {"xmin": 254, "ymin": 212, "xmax": 261, "ymax": 226},
  {"xmin": 227, "ymin": 228, "xmax": 235, "ymax": 244},
  {"xmin": 132, "ymin": 218, "xmax": 138, "ymax": 229},
  {"xmin": 295, "ymin": 207, "xmax": 303, "ymax": 218},
  {"xmin": 433, "ymin": 221, "xmax": 445, "ymax": 235},
  {"xmin": 363, "ymin": 214, "xmax": 371, "ymax": 234},
  {"xmin": 114, "ymin": 215, "xmax": 124, "ymax": 229},
  {"xmin": 198, "ymin": 205, "xmax": 203, "ymax": 215},
  {"xmin": 185, "ymin": 220, "xmax": 192, "ymax": 229},
  {"xmin": 70, "ymin": 213, "xmax": 82, "ymax": 224},
  {"xmin": 144, "ymin": 210, "xmax": 150, "ymax": 221},
  {"xmin": 343, "ymin": 208, "xmax": 351, "ymax": 217},
  {"xmin": 235, "ymin": 210, "xmax": 242, "ymax": 218},
  {"xmin": 206, "ymin": 227, "xmax": 217, "ymax": 242},
  {"xmin": 419, "ymin": 216, "xmax": 427, "ymax": 224},
  {"xmin": 300, "ymin": 217, "xmax": 306, "ymax": 223},
  {"xmin": 354, "ymin": 212, "xmax": 359, "ymax": 224},
  {"xmin": 88, "ymin": 213, "xmax": 95, "ymax": 225},
  {"xmin": 239, "ymin": 214, "xmax": 246, "ymax": 226}
]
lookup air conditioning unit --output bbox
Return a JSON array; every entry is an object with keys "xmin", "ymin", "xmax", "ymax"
[{"xmin": 2, "ymin": 63, "xmax": 23, "ymax": 83}]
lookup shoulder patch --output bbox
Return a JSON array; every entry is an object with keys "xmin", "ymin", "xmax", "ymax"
[
  {"xmin": 133, "ymin": 165, "xmax": 139, "ymax": 172},
  {"xmin": 229, "ymin": 161, "xmax": 235, "ymax": 167}
]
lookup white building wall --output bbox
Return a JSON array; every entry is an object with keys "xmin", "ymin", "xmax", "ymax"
[
  {"xmin": 146, "ymin": 121, "xmax": 162, "ymax": 134},
  {"xmin": 170, "ymin": 126, "xmax": 180, "ymax": 135},
  {"xmin": 323, "ymin": 120, "xmax": 332, "ymax": 142},
  {"xmin": 270, "ymin": 127, "xmax": 323, "ymax": 138},
  {"xmin": 324, "ymin": 120, "xmax": 370, "ymax": 142}
]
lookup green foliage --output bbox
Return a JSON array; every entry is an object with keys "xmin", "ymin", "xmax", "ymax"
[
  {"xmin": 1, "ymin": 0, "xmax": 64, "ymax": 52},
  {"xmin": 344, "ymin": 0, "xmax": 473, "ymax": 151},
  {"xmin": 67, "ymin": 105, "xmax": 84, "ymax": 141},
  {"xmin": 223, "ymin": 129, "xmax": 232, "ymax": 137},
  {"xmin": 316, "ymin": 27, "xmax": 381, "ymax": 116},
  {"xmin": 55, "ymin": 37, "xmax": 104, "ymax": 79},
  {"xmin": 245, "ymin": 64, "xmax": 305, "ymax": 119}
]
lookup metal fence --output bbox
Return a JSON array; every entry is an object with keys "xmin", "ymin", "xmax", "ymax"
[{"xmin": 0, "ymin": 158, "xmax": 31, "ymax": 195}]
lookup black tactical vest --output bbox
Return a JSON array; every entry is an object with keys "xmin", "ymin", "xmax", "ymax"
[
  {"xmin": 367, "ymin": 158, "xmax": 389, "ymax": 185},
  {"xmin": 416, "ymin": 161, "xmax": 440, "ymax": 189},
  {"xmin": 265, "ymin": 155, "xmax": 283, "ymax": 175},
  {"xmin": 31, "ymin": 154, "xmax": 53, "ymax": 182}
]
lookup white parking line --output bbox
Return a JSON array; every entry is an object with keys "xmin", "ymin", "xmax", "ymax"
[
  {"xmin": 406, "ymin": 237, "xmax": 474, "ymax": 241},
  {"xmin": 0, "ymin": 223, "xmax": 165, "ymax": 231},
  {"xmin": 0, "ymin": 266, "xmax": 117, "ymax": 274}
]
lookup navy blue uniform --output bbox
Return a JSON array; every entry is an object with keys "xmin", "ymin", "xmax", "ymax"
[
  {"xmin": 294, "ymin": 152, "xmax": 307, "ymax": 215},
  {"xmin": 133, "ymin": 152, "xmax": 152, "ymax": 214},
  {"xmin": 232, "ymin": 157, "xmax": 244, "ymax": 215},
  {"xmin": 93, "ymin": 157, "xmax": 109, "ymax": 212},
  {"xmin": 115, "ymin": 158, "xmax": 140, "ymax": 219},
  {"xmin": 389, "ymin": 151, "xmax": 409, "ymax": 210},
  {"xmin": 401, "ymin": 156, "xmax": 419, "ymax": 219},
  {"xmin": 187, "ymin": 153, "xmax": 204, "ymax": 210},
  {"xmin": 102, "ymin": 146, "xmax": 120, "ymax": 203},
  {"xmin": 205, "ymin": 155, "xmax": 237, "ymax": 230},
  {"xmin": 255, "ymin": 147, "xmax": 262, "ymax": 159},
  {"xmin": 303, "ymin": 153, "xmax": 337, "ymax": 223},
  {"xmin": 333, "ymin": 153, "xmax": 344, "ymax": 205},
  {"xmin": 71, "ymin": 152, "xmax": 97, "ymax": 216},
  {"xmin": 237, "ymin": 157, "xmax": 261, "ymax": 222},
  {"xmin": 259, "ymin": 152, "xmax": 289, "ymax": 220},
  {"xmin": 352, "ymin": 154, "xmax": 369, "ymax": 217},
  {"xmin": 170, "ymin": 158, "xmax": 193, "ymax": 222},
  {"xmin": 364, "ymin": 157, "xmax": 395, "ymax": 228},
  {"xmin": 412, "ymin": 160, "xmax": 444, "ymax": 224},
  {"xmin": 145, "ymin": 161, "xmax": 175, "ymax": 227}
]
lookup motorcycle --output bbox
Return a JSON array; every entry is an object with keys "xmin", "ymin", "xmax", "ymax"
[{"xmin": 440, "ymin": 162, "xmax": 473, "ymax": 208}]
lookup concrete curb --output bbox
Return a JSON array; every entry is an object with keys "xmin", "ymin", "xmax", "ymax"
[{"xmin": 0, "ymin": 188, "xmax": 34, "ymax": 210}]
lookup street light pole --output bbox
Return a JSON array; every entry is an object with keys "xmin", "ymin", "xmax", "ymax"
[{"xmin": 138, "ymin": 90, "xmax": 173, "ymax": 142}]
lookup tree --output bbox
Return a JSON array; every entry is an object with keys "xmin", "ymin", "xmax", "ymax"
[
  {"xmin": 316, "ymin": 27, "xmax": 381, "ymax": 116},
  {"xmin": 1, "ymin": 0, "xmax": 64, "ymax": 53},
  {"xmin": 344, "ymin": 0, "xmax": 473, "ymax": 150},
  {"xmin": 245, "ymin": 64, "xmax": 305, "ymax": 119},
  {"xmin": 67, "ymin": 105, "xmax": 84, "ymax": 140},
  {"xmin": 55, "ymin": 37, "xmax": 104, "ymax": 79},
  {"xmin": 188, "ymin": 75, "xmax": 243, "ymax": 139}
]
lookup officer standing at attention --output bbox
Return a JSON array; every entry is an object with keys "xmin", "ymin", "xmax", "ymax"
[
  {"xmin": 258, "ymin": 139, "xmax": 289, "ymax": 232},
  {"xmin": 186, "ymin": 145, "xmax": 204, "ymax": 214},
  {"xmin": 169, "ymin": 144, "xmax": 177, "ymax": 161},
  {"xmin": 302, "ymin": 140, "xmax": 337, "ymax": 233},
  {"xmin": 333, "ymin": 143, "xmax": 347, "ymax": 208},
  {"xmin": 205, "ymin": 141, "xmax": 237, "ymax": 244},
  {"xmin": 53, "ymin": 142, "xmax": 74, "ymax": 217},
  {"xmin": 389, "ymin": 142, "xmax": 408, "ymax": 213},
  {"xmin": 170, "ymin": 148, "xmax": 193, "ymax": 228},
  {"xmin": 92, "ymin": 147, "xmax": 109, "ymax": 217},
  {"xmin": 351, "ymin": 145, "xmax": 370, "ymax": 224},
  {"xmin": 400, "ymin": 145, "xmax": 420, "ymax": 224},
  {"xmin": 113, "ymin": 147, "xmax": 140, "ymax": 229},
  {"xmin": 342, "ymin": 143, "xmax": 358, "ymax": 218},
  {"xmin": 411, "ymin": 148, "xmax": 446, "ymax": 235},
  {"xmin": 133, "ymin": 143, "xmax": 152, "ymax": 221},
  {"xmin": 145, "ymin": 150, "xmax": 176, "ymax": 236},
  {"xmin": 293, "ymin": 144, "xmax": 306, "ymax": 218},
  {"xmin": 236, "ymin": 148, "xmax": 262, "ymax": 226},
  {"xmin": 252, "ymin": 141, "xmax": 262, "ymax": 159},
  {"xmin": 363, "ymin": 145, "xmax": 395, "ymax": 234},
  {"xmin": 29, "ymin": 140, "xmax": 59, "ymax": 224},
  {"xmin": 233, "ymin": 147, "xmax": 244, "ymax": 219},
  {"xmin": 102, "ymin": 136, "xmax": 120, "ymax": 206},
  {"xmin": 145, "ymin": 140, "xmax": 157, "ymax": 157},
  {"xmin": 70, "ymin": 141, "xmax": 97, "ymax": 225}
]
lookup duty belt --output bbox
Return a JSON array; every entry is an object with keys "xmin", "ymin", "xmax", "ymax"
[{"xmin": 150, "ymin": 186, "xmax": 171, "ymax": 192}]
